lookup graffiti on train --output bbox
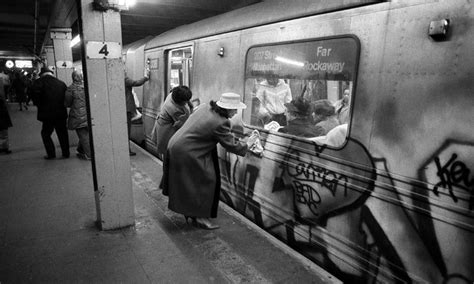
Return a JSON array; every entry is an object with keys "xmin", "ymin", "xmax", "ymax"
[
  {"xmin": 423, "ymin": 141, "xmax": 474, "ymax": 212},
  {"xmin": 431, "ymin": 153, "xmax": 474, "ymax": 210},
  {"xmin": 281, "ymin": 147, "xmax": 350, "ymax": 217},
  {"xmin": 219, "ymin": 136, "xmax": 473, "ymax": 283}
]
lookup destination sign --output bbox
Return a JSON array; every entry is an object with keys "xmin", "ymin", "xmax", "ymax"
[{"xmin": 246, "ymin": 37, "xmax": 359, "ymax": 81}]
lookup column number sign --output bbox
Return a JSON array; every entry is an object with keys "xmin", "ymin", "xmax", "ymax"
[{"xmin": 86, "ymin": 41, "xmax": 121, "ymax": 59}]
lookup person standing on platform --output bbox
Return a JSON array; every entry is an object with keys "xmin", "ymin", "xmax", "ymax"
[
  {"xmin": 154, "ymin": 85, "xmax": 193, "ymax": 158},
  {"xmin": 65, "ymin": 69, "xmax": 91, "ymax": 160},
  {"xmin": 124, "ymin": 69, "xmax": 150, "ymax": 156},
  {"xmin": 11, "ymin": 72, "xmax": 28, "ymax": 111},
  {"xmin": 31, "ymin": 67, "xmax": 69, "ymax": 160},
  {"xmin": 0, "ymin": 70, "xmax": 10, "ymax": 101},
  {"xmin": 0, "ymin": 94, "xmax": 12, "ymax": 154},
  {"xmin": 162, "ymin": 93, "xmax": 249, "ymax": 230}
]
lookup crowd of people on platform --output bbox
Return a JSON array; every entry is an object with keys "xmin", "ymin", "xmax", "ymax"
[{"xmin": 0, "ymin": 66, "xmax": 151, "ymax": 159}]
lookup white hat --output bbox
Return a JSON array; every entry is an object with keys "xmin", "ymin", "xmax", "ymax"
[{"xmin": 216, "ymin": 93, "xmax": 247, "ymax": 109}]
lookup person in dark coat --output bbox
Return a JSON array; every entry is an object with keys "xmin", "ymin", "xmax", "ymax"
[
  {"xmin": 163, "ymin": 93, "xmax": 248, "ymax": 230},
  {"xmin": 124, "ymin": 69, "xmax": 149, "ymax": 156},
  {"xmin": 279, "ymin": 97, "xmax": 323, "ymax": 137},
  {"xmin": 11, "ymin": 72, "xmax": 27, "ymax": 111},
  {"xmin": 0, "ymin": 95, "xmax": 13, "ymax": 154},
  {"xmin": 155, "ymin": 86, "xmax": 193, "ymax": 157},
  {"xmin": 65, "ymin": 69, "xmax": 90, "ymax": 160},
  {"xmin": 31, "ymin": 67, "xmax": 69, "ymax": 159}
]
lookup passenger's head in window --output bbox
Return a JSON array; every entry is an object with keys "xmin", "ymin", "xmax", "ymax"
[
  {"xmin": 312, "ymin": 99, "xmax": 339, "ymax": 135},
  {"xmin": 171, "ymin": 85, "xmax": 192, "ymax": 106},
  {"xmin": 278, "ymin": 97, "xmax": 322, "ymax": 137},
  {"xmin": 312, "ymin": 99, "xmax": 335, "ymax": 122},
  {"xmin": 266, "ymin": 77, "xmax": 279, "ymax": 87},
  {"xmin": 285, "ymin": 97, "xmax": 312, "ymax": 119}
]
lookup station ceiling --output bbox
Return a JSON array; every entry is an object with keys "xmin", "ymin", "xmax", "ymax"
[{"xmin": 0, "ymin": 0, "xmax": 262, "ymax": 60}]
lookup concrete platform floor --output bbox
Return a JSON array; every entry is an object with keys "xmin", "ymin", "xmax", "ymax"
[{"xmin": 0, "ymin": 103, "xmax": 339, "ymax": 283}]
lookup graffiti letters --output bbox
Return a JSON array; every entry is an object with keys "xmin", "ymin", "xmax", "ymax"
[
  {"xmin": 433, "ymin": 153, "xmax": 474, "ymax": 210},
  {"xmin": 284, "ymin": 149, "xmax": 349, "ymax": 215}
]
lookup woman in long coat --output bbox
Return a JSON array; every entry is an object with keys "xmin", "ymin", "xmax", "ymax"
[
  {"xmin": 155, "ymin": 86, "xmax": 193, "ymax": 156},
  {"xmin": 163, "ymin": 93, "xmax": 248, "ymax": 229},
  {"xmin": 65, "ymin": 70, "xmax": 90, "ymax": 159}
]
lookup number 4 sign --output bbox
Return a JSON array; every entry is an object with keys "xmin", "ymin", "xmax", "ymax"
[
  {"xmin": 56, "ymin": 61, "xmax": 73, "ymax": 68},
  {"xmin": 86, "ymin": 41, "xmax": 121, "ymax": 59}
]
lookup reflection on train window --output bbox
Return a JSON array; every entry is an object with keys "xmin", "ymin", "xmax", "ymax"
[
  {"xmin": 243, "ymin": 37, "xmax": 359, "ymax": 147},
  {"xmin": 167, "ymin": 46, "xmax": 193, "ymax": 94}
]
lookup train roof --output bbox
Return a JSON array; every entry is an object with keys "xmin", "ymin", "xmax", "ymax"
[
  {"xmin": 123, "ymin": 36, "xmax": 153, "ymax": 55},
  {"xmin": 145, "ymin": 0, "xmax": 384, "ymax": 50}
]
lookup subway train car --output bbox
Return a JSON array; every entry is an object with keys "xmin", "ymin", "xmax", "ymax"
[{"xmin": 126, "ymin": 0, "xmax": 473, "ymax": 282}]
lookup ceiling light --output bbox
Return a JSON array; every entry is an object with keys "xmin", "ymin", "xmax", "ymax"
[
  {"xmin": 275, "ymin": 56, "xmax": 304, "ymax": 67},
  {"xmin": 70, "ymin": 35, "xmax": 80, "ymax": 47}
]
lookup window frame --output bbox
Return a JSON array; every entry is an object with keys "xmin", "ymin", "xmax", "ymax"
[
  {"xmin": 242, "ymin": 35, "xmax": 360, "ymax": 149},
  {"xmin": 165, "ymin": 45, "xmax": 194, "ymax": 96}
]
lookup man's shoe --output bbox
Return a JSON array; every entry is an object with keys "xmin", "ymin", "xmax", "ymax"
[
  {"xmin": 44, "ymin": 155, "xmax": 55, "ymax": 160},
  {"xmin": 0, "ymin": 149, "xmax": 12, "ymax": 154},
  {"xmin": 129, "ymin": 151, "xmax": 137, "ymax": 156}
]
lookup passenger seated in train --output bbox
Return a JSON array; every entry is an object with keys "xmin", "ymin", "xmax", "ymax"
[
  {"xmin": 278, "ymin": 97, "xmax": 322, "ymax": 137},
  {"xmin": 254, "ymin": 77, "xmax": 292, "ymax": 126},
  {"xmin": 334, "ymin": 89, "xmax": 350, "ymax": 124},
  {"xmin": 312, "ymin": 99, "xmax": 339, "ymax": 135}
]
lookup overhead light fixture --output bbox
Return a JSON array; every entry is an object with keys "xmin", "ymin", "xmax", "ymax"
[
  {"xmin": 93, "ymin": 0, "xmax": 136, "ymax": 11},
  {"xmin": 5, "ymin": 60, "xmax": 14, "ymax": 68},
  {"xmin": 275, "ymin": 56, "xmax": 304, "ymax": 67},
  {"xmin": 70, "ymin": 35, "xmax": 80, "ymax": 47}
]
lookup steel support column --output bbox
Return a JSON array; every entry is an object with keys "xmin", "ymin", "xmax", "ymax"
[
  {"xmin": 43, "ymin": 45, "xmax": 55, "ymax": 72},
  {"xmin": 50, "ymin": 28, "xmax": 74, "ymax": 85},
  {"xmin": 78, "ymin": 0, "xmax": 135, "ymax": 230}
]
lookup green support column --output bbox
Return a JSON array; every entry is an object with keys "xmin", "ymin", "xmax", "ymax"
[
  {"xmin": 78, "ymin": 0, "xmax": 135, "ymax": 230},
  {"xmin": 50, "ymin": 28, "xmax": 74, "ymax": 85}
]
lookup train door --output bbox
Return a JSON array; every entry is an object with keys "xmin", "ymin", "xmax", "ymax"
[{"xmin": 166, "ymin": 46, "xmax": 193, "ymax": 96}]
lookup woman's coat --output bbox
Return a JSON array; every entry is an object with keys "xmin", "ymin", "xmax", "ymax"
[
  {"xmin": 155, "ymin": 95, "xmax": 191, "ymax": 154},
  {"xmin": 64, "ymin": 82, "xmax": 87, "ymax": 130},
  {"xmin": 164, "ymin": 104, "xmax": 247, "ymax": 218}
]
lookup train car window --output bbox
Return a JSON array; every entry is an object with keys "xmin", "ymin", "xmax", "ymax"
[
  {"xmin": 166, "ymin": 46, "xmax": 193, "ymax": 94},
  {"xmin": 243, "ymin": 37, "xmax": 359, "ymax": 147}
]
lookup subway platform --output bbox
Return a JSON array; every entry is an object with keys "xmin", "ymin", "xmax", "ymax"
[{"xmin": 0, "ymin": 103, "xmax": 339, "ymax": 283}]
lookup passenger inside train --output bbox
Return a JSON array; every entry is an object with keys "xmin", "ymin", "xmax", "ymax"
[
  {"xmin": 312, "ymin": 99, "xmax": 339, "ymax": 135},
  {"xmin": 242, "ymin": 37, "xmax": 355, "ymax": 148},
  {"xmin": 278, "ymin": 96, "xmax": 321, "ymax": 137}
]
